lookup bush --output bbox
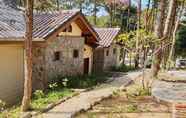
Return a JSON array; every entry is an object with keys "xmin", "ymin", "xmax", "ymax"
[
  {"xmin": 111, "ymin": 64, "xmax": 136, "ymax": 72},
  {"xmin": 126, "ymin": 84, "xmax": 151, "ymax": 97},
  {"xmin": 0, "ymin": 100, "xmax": 6, "ymax": 111},
  {"xmin": 33, "ymin": 90, "xmax": 45, "ymax": 99},
  {"xmin": 49, "ymin": 73, "xmax": 110, "ymax": 89}
]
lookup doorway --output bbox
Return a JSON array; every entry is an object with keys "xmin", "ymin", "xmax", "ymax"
[{"xmin": 84, "ymin": 58, "xmax": 89, "ymax": 75}]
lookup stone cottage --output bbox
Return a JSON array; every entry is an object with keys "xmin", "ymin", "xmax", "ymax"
[
  {"xmin": 0, "ymin": 3, "xmax": 99, "ymax": 105},
  {"xmin": 93, "ymin": 28, "xmax": 122, "ymax": 73},
  {"xmin": 32, "ymin": 10, "xmax": 100, "ymax": 90}
]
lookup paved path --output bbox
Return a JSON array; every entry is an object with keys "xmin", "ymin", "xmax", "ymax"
[
  {"xmin": 168, "ymin": 70, "xmax": 186, "ymax": 80},
  {"xmin": 152, "ymin": 80, "xmax": 186, "ymax": 103},
  {"xmin": 36, "ymin": 71, "xmax": 141, "ymax": 118}
]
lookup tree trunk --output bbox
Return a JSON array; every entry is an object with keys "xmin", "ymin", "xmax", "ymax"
[
  {"xmin": 56, "ymin": 0, "xmax": 60, "ymax": 10},
  {"xmin": 127, "ymin": 0, "xmax": 131, "ymax": 32},
  {"xmin": 93, "ymin": 0, "xmax": 97, "ymax": 25},
  {"xmin": 151, "ymin": 0, "xmax": 166, "ymax": 78},
  {"xmin": 21, "ymin": 0, "xmax": 34, "ymax": 112},
  {"xmin": 135, "ymin": 0, "xmax": 141, "ymax": 68},
  {"xmin": 168, "ymin": 2, "xmax": 185, "ymax": 69},
  {"xmin": 163, "ymin": 0, "xmax": 177, "ymax": 38}
]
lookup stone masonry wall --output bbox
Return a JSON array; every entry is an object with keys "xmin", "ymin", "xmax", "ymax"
[
  {"xmin": 45, "ymin": 36, "xmax": 84, "ymax": 81},
  {"xmin": 103, "ymin": 44, "xmax": 121, "ymax": 70},
  {"xmin": 32, "ymin": 45, "xmax": 46, "ymax": 90}
]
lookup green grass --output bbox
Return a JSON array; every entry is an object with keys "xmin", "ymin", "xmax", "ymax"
[
  {"xmin": 50, "ymin": 73, "xmax": 112, "ymax": 89},
  {"xmin": 111, "ymin": 64, "xmax": 136, "ymax": 73},
  {"xmin": 31, "ymin": 88, "xmax": 73, "ymax": 110},
  {"xmin": 0, "ymin": 88, "xmax": 73, "ymax": 118}
]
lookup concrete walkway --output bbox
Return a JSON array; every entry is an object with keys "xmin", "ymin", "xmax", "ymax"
[{"xmin": 36, "ymin": 71, "xmax": 141, "ymax": 118}]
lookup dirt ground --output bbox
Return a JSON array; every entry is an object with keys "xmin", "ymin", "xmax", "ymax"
[{"xmin": 76, "ymin": 90, "xmax": 172, "ymax": 118}]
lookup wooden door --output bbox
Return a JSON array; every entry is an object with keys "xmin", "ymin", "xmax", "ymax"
[{"xmin": 84, "ymin": 58, "xmax": 89, "ymax": 75}]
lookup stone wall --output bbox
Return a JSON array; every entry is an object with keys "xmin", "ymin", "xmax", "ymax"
[
  {"xmin": 103, "ymin": 43, "xmax": 121, "ymax": 70},
  {"xmin": 45, "ymin": 36, "xmax": 84, "ymax": 81},
  {"xmin": 93, "ymin": 47, "xmax": 105, "ymax": 73},
  {"xmin": 32, "ymin": 45, "xmax": 46, "ymax": 90}
]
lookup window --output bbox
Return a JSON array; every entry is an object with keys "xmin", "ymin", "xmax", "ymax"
[
  {"xmin": 120, "ymin": 48, "xmax": 124, "ymax": 60},
  {"xmin": 73, "ymin": 49, "xmax": 79, "ymax": 58},
  {"xmin": 106, "ymin": 50, "xmax": 109, "ymax": 56},
  {"xmin": 63, "ymin": 25, "xmax": 72, "ymax": 32},
  {"xmin": 54, "ymin": 51, "xmax": 60, "ymax": 61},
  {"xmin": 113, "ymin": 48, "xmax": 116, "ymax": 55}
]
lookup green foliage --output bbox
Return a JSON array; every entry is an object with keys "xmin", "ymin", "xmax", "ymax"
[
  {"xmin": 32, "ymin": 88, "xmax": 73, "ymax": 110},
  {"xmin": 49, "ymin": 82, "xmax": 59, "ymax": 90},
  {"xmin": 176, "ymin": 24, "xmax": 186, "ymax": 57},
  {"xmin": 111, "ymin": 64, "xmax": 136, "ymax": 72},
  {"xmin": 50, "ymin": 73, "xmax": 110, "ymax": 89},
  {"xmin": 126, "ymin": 84, "xmax": 151, "ymax": 97},
  {"xmin": 0, "ymin": 100, "xmax": 6, "ymax": 111},
  {"xmin": 86, "ymin": 16, "xmax": 110, "ymax": 27},
  {"xmin": 33, "ymin": 90, "xmax": 45, "ymax": 99},
  {"xmin": 34, "ymin": 0, "xmax": 55, "ymax": 11},
  {"xmin": 0, "ymin": 88, "xmax": 73, "ymax": 117},
  {"xmin": 126, "ymin": 104, "xmax": 138, "ymax": 113}
]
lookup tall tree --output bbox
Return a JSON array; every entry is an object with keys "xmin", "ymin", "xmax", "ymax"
[
  {"xmin": 168, "ymin": 0, "xmax": 185, "ymax": 68},
  {"xmin": 21, "ymin": 0, "xmax": 34, "ymax": 112},
  {"xmin": 134, "ymin": 0, "xmax": 141, "ymax": 68},
  {"xmin": 151, "ymin": 0, "xmax": 166, "ymax": 77},
  {"xmin": 93, "ymin": 0, "xmax": 97, "ymax": 25}
]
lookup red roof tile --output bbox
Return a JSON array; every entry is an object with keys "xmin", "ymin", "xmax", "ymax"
[{"xmin": 94, "ymin": 28, "xmax": 120, "ymax": 47}]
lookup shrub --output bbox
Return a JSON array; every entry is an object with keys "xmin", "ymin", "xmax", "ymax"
[
  {"xmin": 49, "ymin": 73, "xmax": 110, "ymax": 89},
  {"xmin": 0, "ymin": 100, "xmax": 6, "ymax": 111},
  {"xmin": 33, "ymin": 90, "xmax": 45, "ymax": 99},
  {"xmin": 111, "ymin": 64, "xmax": 136, "ymax": 72},
  {"xmin": 126, "ymin": 84, "xmax": 151, "ymax": 97},
  {"xmin": 49, "ymin": 82, "xmax": 59, "ymax": 90}
]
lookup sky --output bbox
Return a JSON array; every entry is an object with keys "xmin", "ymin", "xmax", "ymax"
[{"xmin": 97, "ymin": 0, "xmax": 150, "ymax": 17}]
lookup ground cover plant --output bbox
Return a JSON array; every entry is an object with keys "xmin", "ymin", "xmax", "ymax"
[{"xmin": 0, "ymin": 88, "xmax": 73, "ymax": 118}]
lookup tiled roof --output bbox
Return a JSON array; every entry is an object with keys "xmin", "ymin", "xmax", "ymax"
[
  {"xmin": 33, "ymin": 10, "xmax": 79, "ymax": 39},
  {"xmin": 0, "ymin": 3, "xmax": 80, "ymax": 40},
  {"xmin": 94, "ymin": 28, "xmax": 120, "ymax": 47},
  {"xmin": 0, "ymin": 4, "xmax": 25, "ymax": 39}
]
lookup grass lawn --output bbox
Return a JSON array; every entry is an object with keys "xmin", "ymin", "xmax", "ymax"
[{"xmin": 0, "ymin": 88, "xmax": 74, "ymax": 118}]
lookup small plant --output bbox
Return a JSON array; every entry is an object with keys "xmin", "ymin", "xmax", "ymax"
[
  {"xmin": 0, "ymin": 99, "xmax": 6, "ymax": 111},
  {"xmin": 126, "ymin": 84, "xmax": 151, "ymax": 97},
  {"xmin": 126, "ymin": 104, "xmax": 138, "ymax": 113},
  {"xmin": 139, "ymin": 87, "xmax": 151, "ymax": 96},
  {"xmin": 112, "ymin": 90, "xmax": 120, "ymax": 97},
  {"xmin": 49, "ymin": 82, "xmax": 58, "ymax": 90},
  {"xmin": 33, "ymin": 90, "xmax": 45, "ymax": 99}
]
